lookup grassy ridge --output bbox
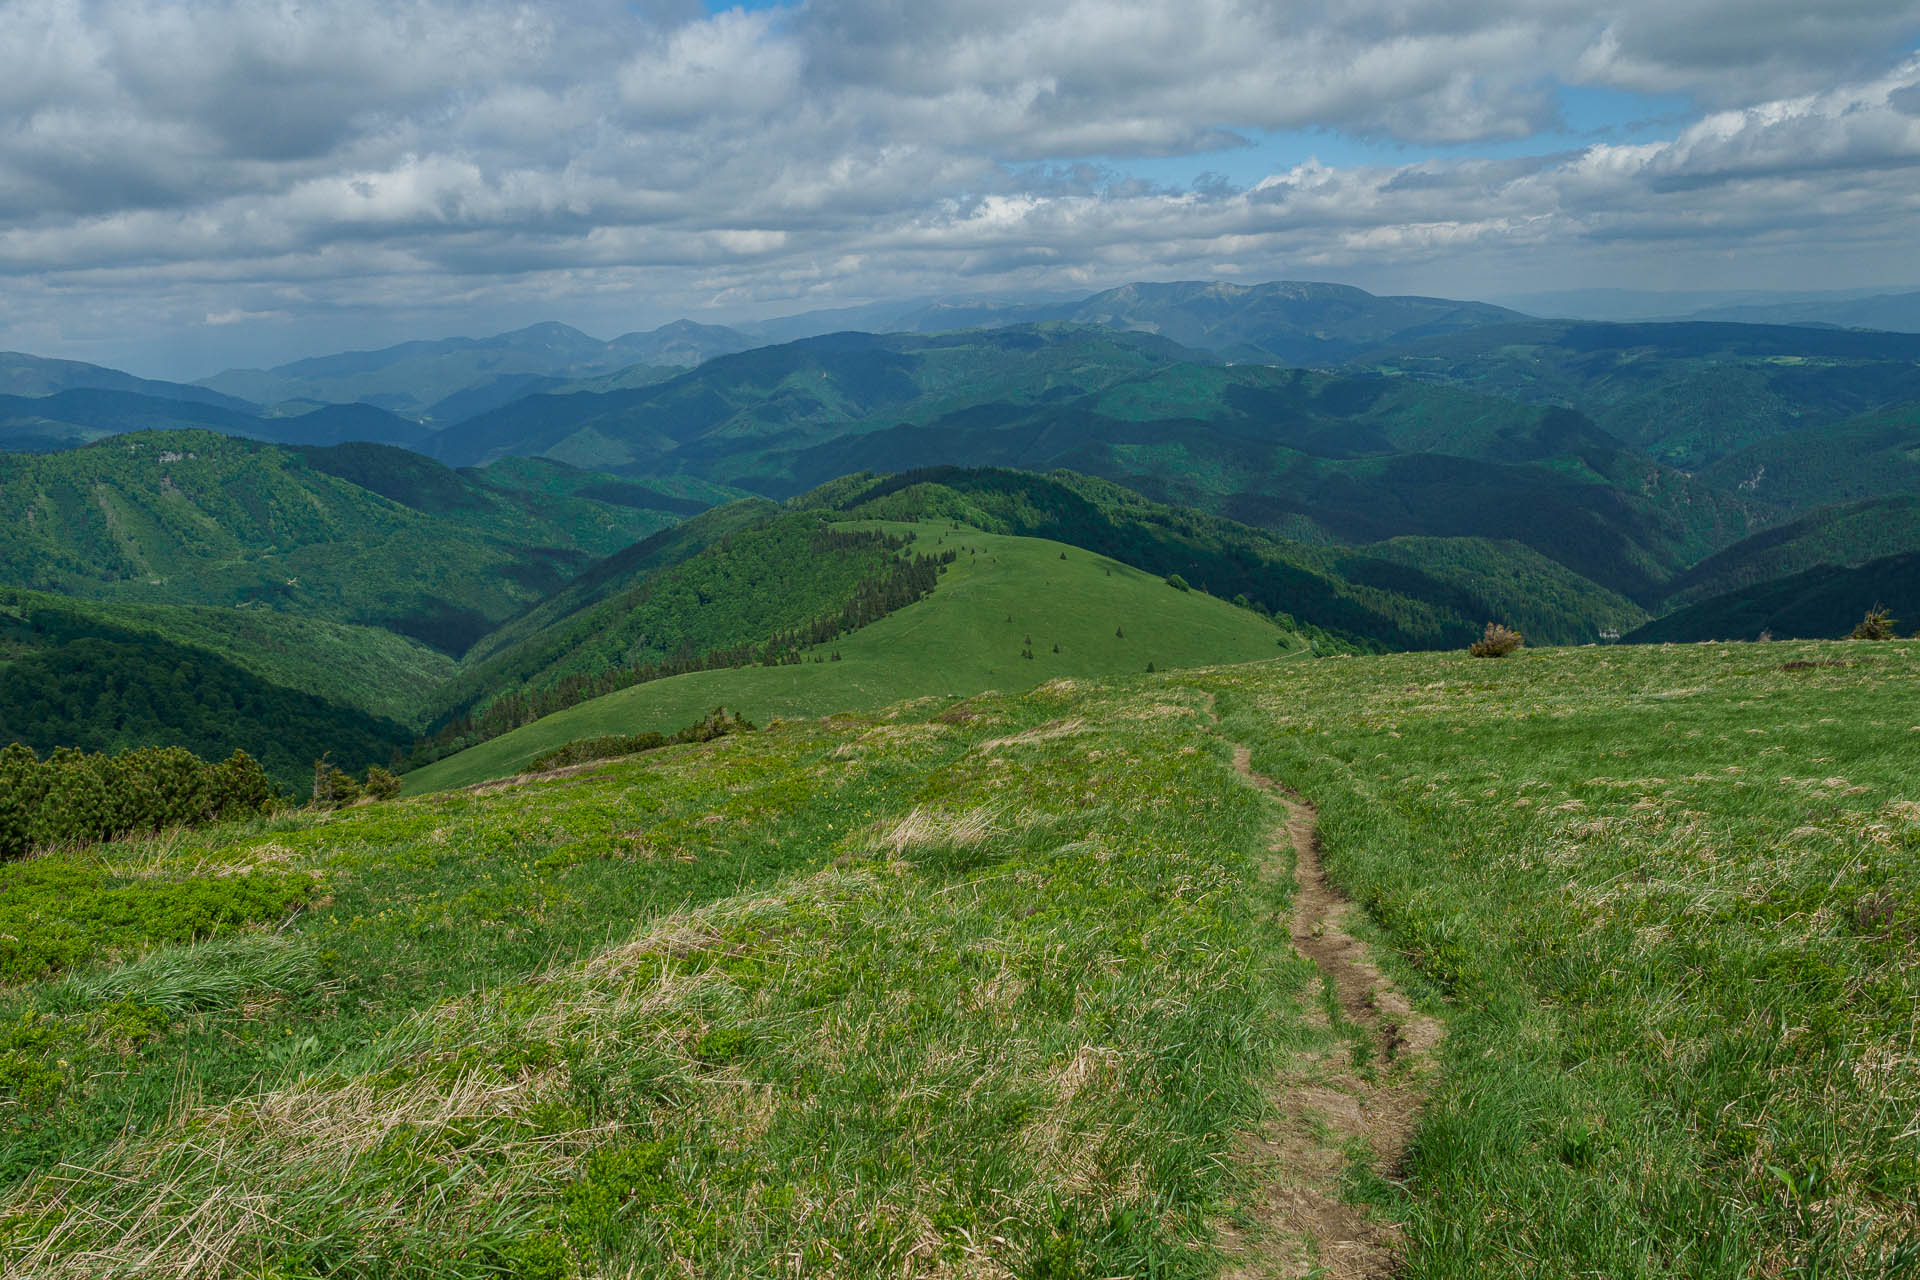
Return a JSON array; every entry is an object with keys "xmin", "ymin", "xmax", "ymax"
[{"xmin": 404, "ymin": 520, "xmax": 1297, "ymax": 790}]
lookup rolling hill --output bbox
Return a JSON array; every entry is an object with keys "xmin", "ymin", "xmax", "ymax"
[
  {"xmin": 408, "ymin": 465, "xmax": 1650, "ymax": 791},
  {"xmin": 402, "ymin": 516, "xmax": 1301, "ymax": 790}
]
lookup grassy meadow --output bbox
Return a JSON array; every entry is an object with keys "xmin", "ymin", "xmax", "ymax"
[
  {"xmin": 0, "ymin": 638, "xmax": 1913, "ymax": 1277},
  {"xmin": 405, "ymin": 521, "xmax": 1300, "ymax": 791}
]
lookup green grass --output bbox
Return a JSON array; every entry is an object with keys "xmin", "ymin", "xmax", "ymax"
[
  {"xmin": 0, "ymin": 675, "xmax": 1321, "ymax": 1278},
  {"xmin": 1195, "ymin": 639, "xmax": 1920, "ymax": 1276},
  {"xmin": 404, "ymin": 519, "xmax": 1300, "ymax": 790},
  {"xmin": 1, "ymin": 638, "xmax": 1913, "ymax": 1276}
]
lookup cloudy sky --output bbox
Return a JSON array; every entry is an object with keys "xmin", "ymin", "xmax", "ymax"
[{"xmin": 4, "ymin": 0, "xmax": 1919, "ymax": 377}]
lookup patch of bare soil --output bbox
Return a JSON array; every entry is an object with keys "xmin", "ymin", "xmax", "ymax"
[{"xmin": 1219, "ymin": 744, "xmax": 1444, "ymax": 1280}]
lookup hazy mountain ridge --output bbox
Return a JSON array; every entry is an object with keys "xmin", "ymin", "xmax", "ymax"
[{"xmin": 194, "ymin": 319, "xmax": 757, "ymax": 419}]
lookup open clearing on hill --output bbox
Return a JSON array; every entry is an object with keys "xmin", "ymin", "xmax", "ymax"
[
  {"xmin": 406, "ymin": 520, "xmax": 1299, "ymax": 791},
  {"xmin": 2, "ymin": 640, "xmax": 1915, "ymax": 1277}
]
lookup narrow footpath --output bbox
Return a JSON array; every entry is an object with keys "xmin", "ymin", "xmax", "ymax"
[{"xmin": 1220, "ymin": 744, "xmax": 1445, "ymax": 1280}]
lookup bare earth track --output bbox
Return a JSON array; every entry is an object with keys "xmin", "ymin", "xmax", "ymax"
[{"xmin": 1221, "ymin": 744, "xmax": 1445, "ymax": 1279}]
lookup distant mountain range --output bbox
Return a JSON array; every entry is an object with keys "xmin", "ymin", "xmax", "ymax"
[
  {"xmin": 191, "ymin": 319, "xmax": 758, "ymax": 420},
  {"xmin": 1489, "ymin": 287, "xmax": 1920, "ymax": 333},
  {"xmin": 4, "ymin": 275, "xmax": 1920, "ymax": 677}
]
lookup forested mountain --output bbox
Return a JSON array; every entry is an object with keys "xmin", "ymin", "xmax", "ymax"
[
  {"xmin": 0, "ymin": 587, "xmax": 453, "ymax": 728},
  {"xmin": 1697, "ymin": 404, "xmax": 1920, "ymax": 511},
  {"xmin": 431, "ymin": 325, "xmax": 1202, "ymax": 471},
  {"xmin": 0, "ymin": 431, "xmax": 683, "ymax": 654},
  {"xmin": 0, "ymin": 597, "xmax": 411, "ymax": 788},
  {"xmin": 1660, "ymin": 495, "xmax": 1920, "ymax": 610},
  {"xmin": 433, "ymin": 329, "xmax": 1767, "ymax": 603}
]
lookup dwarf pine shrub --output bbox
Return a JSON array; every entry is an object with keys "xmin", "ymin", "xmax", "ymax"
[
  {"xmin": 1469, "ymin": 622, "xmax": 1525, "ymax": 658},
  {"xmin": 1849, "ymin": 605, "xmax": 1897, "ymax": 640},
  {"xmin": 0, "ymin": 743, "xmax": 275, "ymax": 861}
]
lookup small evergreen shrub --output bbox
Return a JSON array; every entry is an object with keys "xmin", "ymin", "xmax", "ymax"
[
  {"xmin": 362, "ymin": 766, "xmax": 403, "ymax": 801},
  {"xmin": 1164, "ymin": 574, "xmax": 1190, "ymax": 592},
  {"xmin": 1849, "ymin": 605, "xmax": 1897, "ymax": 640},
  {"xmin": 310, "ymin": 759, "xmax": 361, "ymax": 809},
  {"xmin": 1468, "ymin": 622, "xmax": 1525, "ymax": 658}
]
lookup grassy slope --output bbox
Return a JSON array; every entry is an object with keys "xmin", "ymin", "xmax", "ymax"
[
  {"xmin": 0, "ymin": 587, "xmax": 453, "ymax": 727},
  {"xmin": 3, "ymin": 641, "xmax": 1914, "ymax": 1278},
  {"xmin": 0, "ymin": 673, "xmax": 1313, "ymax": 1279},
  {"xmin": 404, "ymin": 520, "xmax": 1297, "ymax": 790}
]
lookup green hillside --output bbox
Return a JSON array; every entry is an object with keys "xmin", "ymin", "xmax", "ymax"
[
  {"xmin": 420, "ymin": 510, "xmax": 947, "ymax": 755},
  {"xmin": 0, "ymin": 587, "xmax": 452, "ymax": 727},
  {"xmin": 0, "ymin": 431, "xmax": 680, "ymax": 654},
  {"xmin": 1662, "ymin": 494, "xmax": 1920, "ymax": 609},
  {"xmin": 404, "ymin": 520, "xmax": 1298, "ymax": 789},
  {"xmin": 1628, "ymin": 550, "xmax": 1920, "ymax": 643},
  {"xmin": 828, "ymin": 468, "xmax": 1650, "ymax": 645},
  {"xmin": 0, "ymin": 599, "xmax": 409, "ymax": 789}
]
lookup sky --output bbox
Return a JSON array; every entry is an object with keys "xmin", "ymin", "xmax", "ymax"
[{"xmin": 2, "ymin": 0, "xmax": 1918, "ymax": 378}]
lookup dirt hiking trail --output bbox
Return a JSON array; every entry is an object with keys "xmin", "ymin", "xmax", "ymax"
[{"xmin": 1220, "ymin": 743, "xmax": 1445, "ymax": 1279}]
